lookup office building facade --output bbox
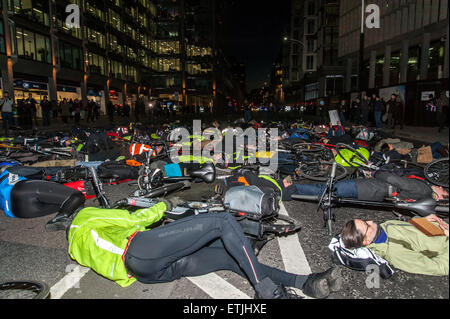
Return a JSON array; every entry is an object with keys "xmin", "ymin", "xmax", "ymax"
[{"xmin": 339, "ymin": 0, "xmax": 449, "ymax": 125}]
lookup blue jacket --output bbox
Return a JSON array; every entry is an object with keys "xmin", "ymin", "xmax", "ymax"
[{"xmin": 0, "ymin": 170, "xmax": 27, "ymax": 218}]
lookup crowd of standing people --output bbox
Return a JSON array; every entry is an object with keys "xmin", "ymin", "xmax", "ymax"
[{"xmin": 318, "ymin": 90, "xmax": 448, "ymax": 131}]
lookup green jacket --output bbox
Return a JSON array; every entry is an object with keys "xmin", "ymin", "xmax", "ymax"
[
  {"xmin": 68, "ymin": 203, "xmax": 167, "ymax": 287},
  {"xmin": 335, "ymin": 147, "xmax": 370, "ymax": 167},
  {"xmin": 368, "ymin": 220, "xmax": 449, "ymax": 276}
]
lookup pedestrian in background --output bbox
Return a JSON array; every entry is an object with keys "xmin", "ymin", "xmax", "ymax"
[
  {"xmin": 360, "ymin": 94, "xmax": 370, "ymax": 126},
  {"xmin": 425, "ymin": 94, "xmax": 437, "ymax": 127},
  {"xmin": 373, "ymin": 95, "xmax": 383, "ymax": 128},
  {"xmin": 40, "ymin": 95, "xmax": 52, "ymax": 127},
  {"xmin": 1, "ymin": 91, "xmax": 15, "ymax": 136},
  {"xmin": 25, "ymin": 93, "xmax": 38, "ymax": 128},
  {"xmin": 437, "ymin": 91, "xmax": 449, "ymax": 133},
  {"xmin": 107, "ymin": 100, "xmax": 115, "ymax": 123},
  {"xmin": 61, "ymin": 98, "xmax": 70, "ymax": 124}
]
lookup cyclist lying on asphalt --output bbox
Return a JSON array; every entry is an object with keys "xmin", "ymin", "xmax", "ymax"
[
  {"xmin": 339, "ymin": 214, "xmax": 449, "ymax": 276},
  {"xmin": 282, "ymin": 170, "xmax": 449, "ymax": 203},
  {"xmin": 67, "ymin": 198, "xmax": 342, "ymax": 299}
]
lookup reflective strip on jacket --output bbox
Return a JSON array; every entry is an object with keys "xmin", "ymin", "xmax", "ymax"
[{"xmin": 68, "ymin": 203, "xmax": 167, "ymax": 287}]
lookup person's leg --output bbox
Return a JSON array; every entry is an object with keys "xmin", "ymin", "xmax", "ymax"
[
  {"xmin": 125, "ymin": 213, "xmax": 266, "ymax": 285},
  {"xmin": 11, "ymin": 180, "xmax": 85, "ymax": 227},
  {"xmin": 170, "ymin": 243, "xmax": 307, "ymax": 290}
]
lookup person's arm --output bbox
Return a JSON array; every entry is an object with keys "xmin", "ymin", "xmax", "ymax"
[{"xmin": 381, "ymin": 242, "xmax": 448, "ymax": 276}]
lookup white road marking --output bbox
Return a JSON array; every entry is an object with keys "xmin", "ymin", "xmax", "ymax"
[
  {"xmin": 187, "ymin": 274, "xmax": 251, "ymax": 299},
  {"xmin": 50, "ymin": 265, "xmax": 90, "ymax": 299},
  {"xmin": 52, "ymin": 205, "xmax": 311, "ymax": 300},
  {"xmin": 278, "ymin": 202, "xmax": 313, "ymax": 298},
  {"xmin": 278, "ymin": 203, "xmax": 312, "ymax": 275}
]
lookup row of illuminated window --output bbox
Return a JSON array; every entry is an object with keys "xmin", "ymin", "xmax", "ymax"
[
  {"xmin": 87, "ymin": 52, "xmax": 137, "ymax": 82},
  {"xmin": 9, "ymin": 0, "xmax": 50, "ymax": 26},
  {"xmin": 150, "ymin": 40, "xmax": 212, "ymax": 57},
  {"xmin": 11, "ymin": 26, "xmax": 52, "ymax": 63}
]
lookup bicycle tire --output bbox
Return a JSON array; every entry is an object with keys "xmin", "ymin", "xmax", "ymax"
[
  {"xmin": 296, "ymin": 161, "xmax": 348, "ymax": 182},
  {"xmin": 335, "ymin": 143, "xmax": 369, "ymax": 168},
  {"xmin": 424, "ymin": 158, "xmax": 449, "ymax": 188},
  {"xmin": 0, "ymin": 281, "xmax": 50, "ymax": 299}
]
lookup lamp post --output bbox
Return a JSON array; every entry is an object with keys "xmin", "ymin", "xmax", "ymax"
[
  {"xmin": 359, "ymin": 0, "xmax": 365, "ymax": 93},
  {"xmin": 283, "ymin": 37, "xmax": 306, "ymax": 106}
]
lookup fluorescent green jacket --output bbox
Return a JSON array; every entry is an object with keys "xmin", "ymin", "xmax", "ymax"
[
  {"xmin": 368, "ymin": 220, "xmax": 449, "ymax": 276},
  {"xmin": 68, "ymin": 203, "xmax": 167, "ymax": 287},
  {"xmin": 335, "ymin": 147, "xmax": 370, "ymax": 167}
]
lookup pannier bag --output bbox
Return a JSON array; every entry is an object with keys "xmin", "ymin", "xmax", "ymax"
[
  {"xmin": 224, "ymin": 185, "xmax": 279, "ymax": 220},
  {"xmin": 328, "ymin": 236, "xmax": 395, "ymax": 279},
  {"xmin": 224, "ymin": 185, "xmax": 280, "ymax": 240}
]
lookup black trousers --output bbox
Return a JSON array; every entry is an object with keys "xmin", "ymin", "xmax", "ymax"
[
  {"xmin": 10, "ymin": 180, "xmax": 85, "ymax": 219},
  {"xmin": 124, "ymin": 212, "xmax": 305, "ymax": 289}
]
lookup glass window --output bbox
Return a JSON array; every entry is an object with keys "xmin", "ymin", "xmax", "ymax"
[
  {"xmin": 390, "ymin": 51, "xmax": 401, "ymax": 85},
  {"xmin": 407, "ymin": 46, "xmax": 420, "ymax": 82},
  {"xmin": 0, "ymin": 20, "xmax": 5, "ymax": 54},
  {"xmin": 35, "ymin": 33, "xmax": 46, "ymax": 62},
  {"xmin": 428, "ymin": 40, "xmax": 445, "ymax": 80}
]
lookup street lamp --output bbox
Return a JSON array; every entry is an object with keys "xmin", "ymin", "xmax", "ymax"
[
  {"xmin": 283, "ymin": 37, "xmax": 306, "ymax": 105},
  {"xmin": 283, "ymin": 37, "xmax": 305, "ymax": 47}
]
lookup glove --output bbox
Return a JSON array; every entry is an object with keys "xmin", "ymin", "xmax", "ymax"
[{"xmin": 160, "ymin": 196, "xmax": 185, "ymax": 211}]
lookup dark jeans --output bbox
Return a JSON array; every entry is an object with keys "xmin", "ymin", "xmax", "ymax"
[
  {"xmin": 2, "ymin": 112, "xmax": 13, "ymax": 132},
  {"xmin": 42, "ymin": 111, "xmax": 51, "ymax": 127},
  {"xmin": 284, "ymin": 180, "xmax": 358, "ymax": 201},
  {"xmin": 124, "ymin": 213, "xmax": 305, "ymax": 289},
  {"xmin": 374, "ymin": 111, "xmax": 382, "ymax": 128}
]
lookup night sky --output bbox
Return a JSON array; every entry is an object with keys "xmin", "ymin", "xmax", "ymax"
[{"xmin": 222, "ymin": 0, "xmax": 291, "ymax": 92}]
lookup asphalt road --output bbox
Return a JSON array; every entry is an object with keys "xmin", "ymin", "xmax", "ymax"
[{"xmin": 0, "ymin": 177, "xmax": 448, "ymax": 300}]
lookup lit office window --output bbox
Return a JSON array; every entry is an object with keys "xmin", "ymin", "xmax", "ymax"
[
  {"xmin": 428, "ymin": 40, "xmax": 445, "ymax": 80},
  {"xmin": 0, "ymin": 20, "xmax": 5, "ymax": 54},
  {"xmin": 15, "ymin": 27, "xmax": 52, "ymax": 63},
  {"xmin": 11, "ymin": 0, "xmax": 50, "ymax": 26},
  {"xmin": 186, "ymin": 45, "xmax": 212, "ymax": 57},
  {"xmin": 155, "ymin": 57, "xmax": 180, "ymax": 72},
  {"xmin": 390, "ymin": 51, "xmax": 401, "ymax": 85},
  {"xmin": 186, "ymin": 62, "xmax": 212, "ymax": 75},
  {"xmin": 87, "ymin": 52, "xmax": 106, "ymax": 76},
  {"xmin": 407, "ymin": 46, "xmax": 420, "ymax": 82},
  {"xmin": 59, "ymin": 41, "xmax": 83, "ymax": 70},
  {"xmin": 110, "ymin": 60, "xmax": 124, "ymax": 79},
  {"xmin": 153, "ymin": 40, "xmax": 180, "ymax": 55}
]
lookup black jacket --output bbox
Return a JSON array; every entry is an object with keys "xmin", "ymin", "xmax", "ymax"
[{"xmin": 356, "ymin": 171, "xmax": 433, "ymax": 202}]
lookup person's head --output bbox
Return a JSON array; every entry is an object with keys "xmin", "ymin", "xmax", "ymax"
[
  {"xmin": 391, "ymin": 94, "xmax": 397, "ymax": 100},
  {"xmin": 363, "ymin": 95, "xmax": 368, "ymax": 100},
  {"xmin": 431, "ymin": 186, "xmax": 449, "ymax": 201},
  {"xmin": 380, "ymin": 143, "xmax": 394, "ymax": 153},
  {"xmin": 375, "ymin": 95, "xmax": 380, "ymax": 100},
  {"xmin": 43, "ymin": 95, "xmax": 48, "ymax": 100},
  {"xmin": 3, "ymin": 91, "xmax": 9, "ymax": 99},
  {"xmin": 28, "ymin": 93, "xmax": 33, "ymax": 98},
  {"xmin": 341, "ymin": 219, "xmax": 379, "ymax": 249}
]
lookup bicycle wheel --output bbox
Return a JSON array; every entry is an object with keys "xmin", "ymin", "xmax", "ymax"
[
  {"xmin": 0, "ymin": 281, "xmax": 50, "ymax": 299},
  {"xmin": 296, "ymin": 161, "xmax": 348, "ymax": 182},
  {"xmin": 425, "ymin": 158, "xmax": 449, "ymax": 188},
  {"xmin": 335, "ymin": 143, "xmax": 369, "ymax": 168}
]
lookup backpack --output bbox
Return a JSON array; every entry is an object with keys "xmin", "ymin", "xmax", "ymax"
[{"xmin": 328, "ymin": 236, "xmax": 395, "ymax": 279}]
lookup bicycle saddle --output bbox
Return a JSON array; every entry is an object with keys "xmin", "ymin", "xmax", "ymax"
[
  {"xmin": 395, "ymin": 198, "xmax": 440, "ymax": 217},
  {"xmin": 189, "ymin": 163, "xmax": 216, "ymax": 184}
]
